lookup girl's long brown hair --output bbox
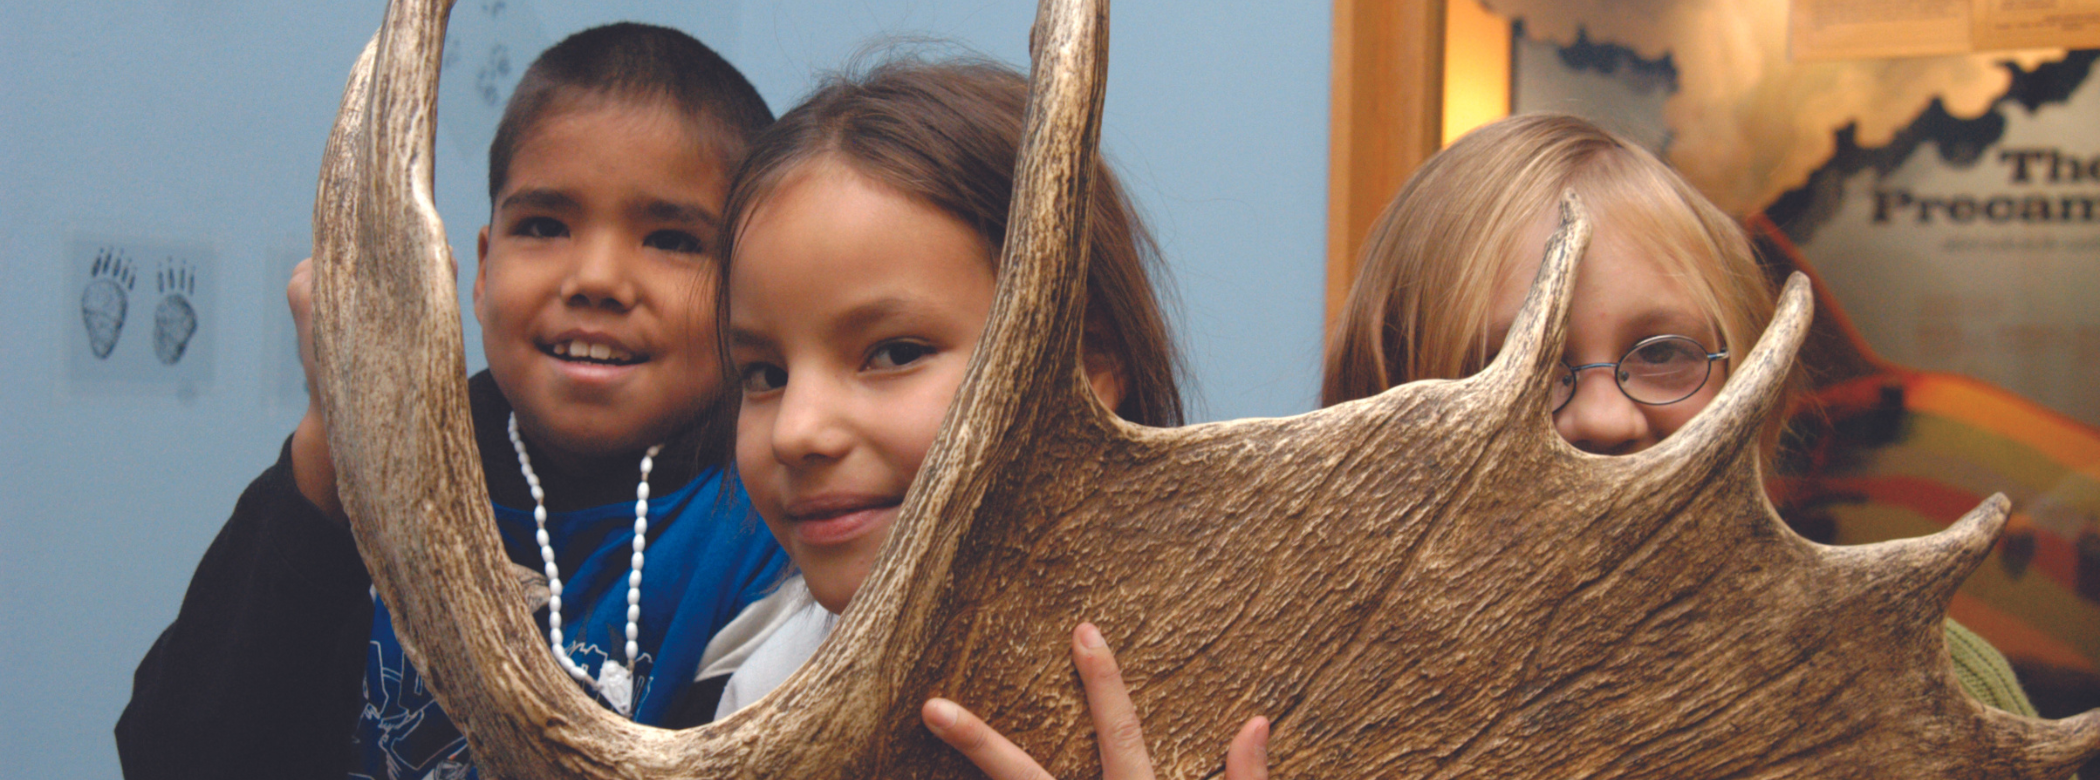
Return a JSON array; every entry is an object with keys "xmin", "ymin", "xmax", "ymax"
[{"xmin": 717, "ymin": 57, "xmax": 1185, "ymax": 427}]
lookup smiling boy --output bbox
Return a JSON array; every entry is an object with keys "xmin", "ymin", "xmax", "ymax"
[{"xmin": 117, "ymin": 24, "xmax": 788, "ymax": 779}]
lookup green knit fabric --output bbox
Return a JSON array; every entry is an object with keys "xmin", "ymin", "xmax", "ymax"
[
  {"xmin": 1945, "ymin": 621, "xmax": 2083, "ymax": 779},
  {"xmin": 1945, "ymin": 618, "xmax": 2039, "ymax": 717}
]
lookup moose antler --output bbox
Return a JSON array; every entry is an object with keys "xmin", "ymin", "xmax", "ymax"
[{"xmin": 311, "ymin": 0, "xmax": 2100, "ymax": 776}]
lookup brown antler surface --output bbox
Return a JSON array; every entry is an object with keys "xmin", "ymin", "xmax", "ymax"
[{"xmin": 310, "ymin": 0, "xmax": 2100, "ymax": 777}]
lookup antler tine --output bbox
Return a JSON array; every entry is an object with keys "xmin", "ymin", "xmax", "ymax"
[
  {"xmin": 1824, "ymin": 492, "xmax": 2100, "ymax": 777},
  {"xmin": 1823, "ymin": 493, "xmax": 2006, "ymax": 616},
  {"xmin": 966, "ymin": 0, "xmax": 1111, "ymax": 420},
  {"xmin": 1631, "ymin": 272, "xmax": 1813, "ymax": 489},
  {"xmin": 2032, "ymin": 708, "xmax": 2100, "ymax": 774},
  {"xmin": 1475, "ymin": 190, "xmax": 1589, "ymax": 423},
  {"xmin": 313, "ymin": 38, "xmax": 375, "ymax": 271}
]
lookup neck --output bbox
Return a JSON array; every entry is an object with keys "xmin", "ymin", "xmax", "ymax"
[
  {"xmin": 468, "ymin": 372, "xmax": 712, "ymax": 512},
  {"xmin": 526, "ymin": 435, "xmax": 651, "ymax": 483},
  {"xmin": 514, "ymin": 429, "xmax": 687, "ymax": 513}
]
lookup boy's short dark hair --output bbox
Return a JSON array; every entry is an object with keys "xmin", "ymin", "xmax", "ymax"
[{"xmin": 488, "ymin": 22, "xmax": 774, "ymax": 201}]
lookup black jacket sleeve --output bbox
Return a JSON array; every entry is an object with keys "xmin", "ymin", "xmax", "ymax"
[{"xmin": 116, "ymin": 436, "xmax": 374, "ymax": 779}]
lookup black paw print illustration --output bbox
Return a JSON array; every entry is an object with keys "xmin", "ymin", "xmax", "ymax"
[
  {"xmin": 81, "ymin": 247, "xmax": 136, "ymax": 360},
  {"xmin": 154, "ymin": 258, "xmax": 199, "ymax": 366}
]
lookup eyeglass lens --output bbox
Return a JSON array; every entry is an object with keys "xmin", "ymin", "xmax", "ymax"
[{"xmin": 1548, "ymin": 336, "xmax": 1717, "ymax": 411}]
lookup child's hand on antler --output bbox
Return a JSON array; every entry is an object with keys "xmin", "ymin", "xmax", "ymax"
[
  {"xmin": 924, "ymin": 623, "xmax": 1270, "ymax": 780},
  {"xmin": 287, "ymin": 257, "xmax": 344, "ymax": 523}
]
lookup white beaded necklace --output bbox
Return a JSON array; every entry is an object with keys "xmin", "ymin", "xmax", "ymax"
[{"xmin": 507, "ymin": 413, "xmax": 661, "ymax": 718}]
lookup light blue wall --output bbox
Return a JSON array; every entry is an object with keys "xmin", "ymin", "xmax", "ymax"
[{"xmin": 0, "ymin": 1, "xmax": 1329, "ymax": 772}]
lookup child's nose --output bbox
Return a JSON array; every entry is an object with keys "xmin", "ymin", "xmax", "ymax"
[
  {"xmin": 1553, "ymin": 369, "xmax": 1653, "ymax": 456},
  {"xmin": 560, "ymin": 233, "xmax": 639, "ymax": 311},
  {"xmin": 771, "ymin": 377, "xmax": 854, "ymax": 465}
]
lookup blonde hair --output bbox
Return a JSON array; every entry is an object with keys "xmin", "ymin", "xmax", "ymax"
[{"xmin": 1322, "ymin": 113, "xmax": 1787, "ymax": 445}]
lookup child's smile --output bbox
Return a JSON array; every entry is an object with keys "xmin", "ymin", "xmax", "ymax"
[
  {"xmin": 474, "ymin": 99, "xmax": 730, "ymax": 463},
  {"xmin": 532, "ymin": 329, "xmax": 653, "ymax": 403},
  {"xmin": 727, "ymin": 159, "xmax": 997, "ymax": 614},
  {"xmin": 541, "ymin": 333, "xmax": 643, "ymax": 366},
  {"xmin": 782, "ymin": 493, "xmax": 902, "ymax": 546}
]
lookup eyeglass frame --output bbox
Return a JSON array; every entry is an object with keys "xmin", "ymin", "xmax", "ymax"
[{"xmin": 1551, "ymin": 334, "xmax": 1729, "ymax": 414}]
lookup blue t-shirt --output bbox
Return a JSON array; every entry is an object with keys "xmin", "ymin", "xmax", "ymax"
[{"xmin": 350, "ymin": 467, "xmax": 786, "ymax": 779}]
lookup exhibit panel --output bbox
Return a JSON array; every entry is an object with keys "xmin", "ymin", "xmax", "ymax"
[{"xmin": 1348, "ymin": 1, "xmax": 2100, "ymax": 766}]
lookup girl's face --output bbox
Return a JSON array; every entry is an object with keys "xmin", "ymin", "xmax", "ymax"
[
  {"xmin": 727, "ymin": 161, "xmax": 998, "ymax": 614},
  {"xmin": 1487, "ymin": 210, "xmax": 1729, "ymax": 455}
]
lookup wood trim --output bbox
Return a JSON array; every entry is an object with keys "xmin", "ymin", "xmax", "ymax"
[
  {"xmin": 1441, "ymin": 0, "xmax": 1511, "ymax": 146},
  {"xmin": 1326, "ymin": 0, "xmax": 1446, "ymax": 332}
]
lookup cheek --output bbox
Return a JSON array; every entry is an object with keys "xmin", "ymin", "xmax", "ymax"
[
  {"xmin": 477, "ymin": 266, "xmax": 553, "ymax": 350},
  {"xmin": 655, "ymin": 270, "xmax": 722, "ymax": 361},
  {"xmin": 885, "ymin": 366, "xmax": 974, "ymax": 484},
  {"xmin": 478, "ymin": 275, "xmax": 525, "ymax": 330},
  {"xmin": 475, "ymin": 278, "xmax": 538, "ymax": 373},
  {"xmin": 734, "ymin": 409, "xmax": 779, "ymax": 504},
  {"xmin": 671, "ymin": 265, "xmax": 721, "ymax": 326},
  {"xmin": 1642, "ymin": 403, "xmax": 1699, "ymax": 441},
  {"xmin": 659, "ymin": 328, "xmax": 724, "ymax": 401},
  {"xmin": 1649, "ymin": 370, "xmax": 1727, "ymax": 440}
]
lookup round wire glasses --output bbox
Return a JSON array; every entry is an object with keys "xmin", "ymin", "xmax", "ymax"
[{"xmin": 1550, "ymin": 335, "xmax": 1729, "ymax": 413}]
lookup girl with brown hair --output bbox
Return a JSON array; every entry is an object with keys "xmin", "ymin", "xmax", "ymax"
[{"xmin": 702, "ymin": 57, "xmax": 1269, "ymax": 778}]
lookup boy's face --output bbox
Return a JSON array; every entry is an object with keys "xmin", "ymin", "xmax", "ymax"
[{"xmin": 475, "ymin": 99, "xmax": 728, "ymax": 462}]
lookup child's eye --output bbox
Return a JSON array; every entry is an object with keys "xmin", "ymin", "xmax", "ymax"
[
  {"xmin": 740, "ymin": 362, "xmax": 787, "ymax": 395},
  {"xmin": 644, "ymin": 229, "xmax": 706, "ymax": 255},
  {"xmin": 512, "ymin": 216, "xmax": 568, "ymax": 239},
  {"xmin": 865, "ymin": 341, "xmax": 935, "ymax": 371},
  {"xmin": 1627, "ymin": 338, "xmax": 1704, "ymax": 368}
]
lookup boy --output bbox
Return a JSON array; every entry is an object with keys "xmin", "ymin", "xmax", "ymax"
[{"xmin": 115, "ymin": 23, "xmax": 787, "ymax": 778}]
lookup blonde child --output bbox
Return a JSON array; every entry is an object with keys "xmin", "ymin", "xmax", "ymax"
[
  {"xmin": 118, "ymin": 25, "xmax": 789, "ymax": 778},
  {"xmin": 1324, "ymin": 112, "xmax": 2040, "ymax": 716},
  {"xmin": 705, "ymin": 57, "xmax": 1270, "ymax": 779}
]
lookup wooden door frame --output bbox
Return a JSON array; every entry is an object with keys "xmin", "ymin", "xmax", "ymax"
[{"xmin": 1326, "ymin": 0, "xmax": 1446, "ymax": 331}]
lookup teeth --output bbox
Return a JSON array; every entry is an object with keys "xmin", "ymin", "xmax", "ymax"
[{"xmin": 550, "ymin": 340, "xmax": 635, "ymax": 363}]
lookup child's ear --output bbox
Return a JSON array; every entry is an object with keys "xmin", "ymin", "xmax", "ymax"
[
  {"xmin": 472, "ymin": 225, "xmax": 491, "ymax": 326},
  {"xmin": 1083, "ymin": 346, "xmax": 1127, "ymax": 417}
]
